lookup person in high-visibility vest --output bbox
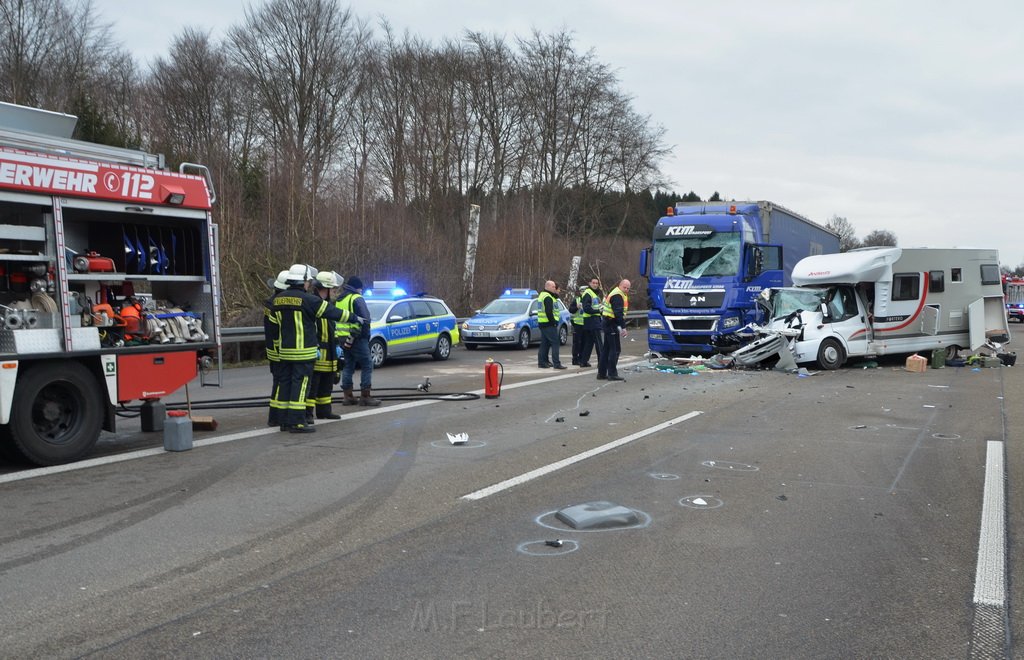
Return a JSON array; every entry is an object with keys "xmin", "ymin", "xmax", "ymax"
[
  {"xmin": 335, "ymin": 276, "xmax": 380, "ymax": 406},
  {"xmin": 264, "ymin": 270, "xmax": 288, "ymax": 427},
  {"xmin": 269, "ymin": 264, "xmax": 349, "ymax": 433},
  {"xmin": 578, "ymin": 277, "xmax": 604, "ymax": 368},
  {"xmin": 305, "ymin": 270, "xmax": 343, "ymax": 424},
  {"xmin": 536, "ymin": 280, "xmax": 566, "ymax": 369},
  {"xmin": 598, "ymin": 279, "xmax": 631, "ymax": 381}
]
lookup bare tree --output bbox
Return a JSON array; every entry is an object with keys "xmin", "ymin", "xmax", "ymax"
[
  {"xmin": 826, "ymin": 214, "xmax": 860, "ymax": 252},
  {"xmin": 227, "ymin": 0, "xmax": 368, "ymax": 258},
  {"xmin": 861, "ymin": 229, "xmax": 898, "ymax": 247}
]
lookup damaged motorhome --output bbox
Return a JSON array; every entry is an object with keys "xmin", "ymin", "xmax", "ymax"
[{"xmin": 759, "ymin": 247, "xmax": 1011, "ymax": 369}]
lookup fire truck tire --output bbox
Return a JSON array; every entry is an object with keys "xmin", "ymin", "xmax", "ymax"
[
  {"xmin": 516, "ymin": 328, "xmax": 531, "ymax": 350},
  {"xmin": 432, "ymin": 334, "xmax": 452, "ymax": 361},
  {"xmin": 816, "ymin": 338, "xmax": 846, "ymax": 371},
  {"xmin": 369, "ymin": 338, "xmax": 387, "ymax": 369},
  {"xmin": 9, "ymin": 362, "xmax": 103, "ymax": 466}
]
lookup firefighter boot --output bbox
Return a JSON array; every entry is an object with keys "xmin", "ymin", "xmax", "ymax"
[
  {"xmin": 359, "ymin": 388, "xmax": 381, "ymax": 407},
  {"xmin": 317, "ymin": 404, "xmax": 341, "ymax": 420},
  {"xmin": 342, "ymin": 388, "xmax": 359, "ymax": 406}
]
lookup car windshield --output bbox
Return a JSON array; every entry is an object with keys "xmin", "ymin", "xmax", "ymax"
[
  {"xmin": 479, "ymin": 299, "xmax": 531, "ymax": 315},
  {"xmin": 365, "ymin": 300, "xmax": 392, "ymax": 322},
  {"xmin": 770, "ymin": 287, "xmax": 828, "ymax": 320}
]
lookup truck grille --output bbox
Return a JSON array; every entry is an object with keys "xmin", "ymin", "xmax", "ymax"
[
  {"xmin": 668, "ymin": 317, "xmax": 718, "ymax": 332},
  {"xmin": 664, "ymin": 291, "xmax": 725, "ymax": 308}
]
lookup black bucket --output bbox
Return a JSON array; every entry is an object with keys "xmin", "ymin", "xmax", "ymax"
[{"xmin": 998, "ymin": 352, "xmax": 1017, "ymax": 367}]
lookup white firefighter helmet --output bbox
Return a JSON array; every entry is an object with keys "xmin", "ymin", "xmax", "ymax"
[
  {"xmin": 274, "ymin": 270, "xmax": 289, "ymax": 290},
  {"xmin": 315, "ymin": 270, "xmax": 340, "ymax": 289},
  {"xmin": 286, "ymin": 263, "xmax": 314, "ymax": 284}
]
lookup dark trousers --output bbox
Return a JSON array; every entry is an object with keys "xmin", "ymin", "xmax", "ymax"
[
  {"xmin": 598, "ymin": 326, "xmax": 621, "ymax": 378},
  {"xmin": 571, "ymin": 324, "xmax": 584, "ymax": 363},
  {"xmin": 580, "ymin": 327, "xmax": 602, "ymax": 366},
  {"xmin": 307, "ymin": 368, "xmax": 336, "ymax": 418},
  {"xmin": 538, "ymin": 325, "xmax": 561, "ymax": 367},
  {"xmin": 268, "ymin": 360, "xmax": 287, "ymax": 425},
  {"xmin": 278, "ymin": 359, "xmax": 314, "ymax": 427}
]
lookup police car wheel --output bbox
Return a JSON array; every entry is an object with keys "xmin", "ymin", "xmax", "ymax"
[
  {"xmin": 432, "ymin": 335, "xmax": 452, "ymax": 361},
  {"xmin": 517, "ymin": 328, "xmax": 531, "ymax": 350},
  {"xmin": 369, "ymin": 338, "xmax": 387, "ymax": 368},
  {"xmin": 558, "ymin": 324, "xmax": 569, "ymax": 346}
]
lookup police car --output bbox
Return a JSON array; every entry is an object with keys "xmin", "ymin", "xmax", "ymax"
[
  {"xmin": 460, "ymin": 289, "xmax": 571, "ymax": 350},
  {"xmin": 362, "ymin": 282, "xmax": 460, "ymax": 368}
]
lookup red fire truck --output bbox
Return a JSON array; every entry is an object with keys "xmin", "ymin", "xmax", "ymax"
[{"xmin": 0, "ymin": 102, "xmax": 221, "ymax": 465}]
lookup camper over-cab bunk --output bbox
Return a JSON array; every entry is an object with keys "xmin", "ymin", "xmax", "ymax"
[{"xmin": 758, "ymin": 247, "xmax": 1010, "ymax": 370}]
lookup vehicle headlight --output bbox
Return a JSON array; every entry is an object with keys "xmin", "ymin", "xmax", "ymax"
[
  {"xmin": 648, "ymin": 318, "xmax": 665, "ymax": 330},
  {"xmin": 498, "ymin": 321, "xmax": 516, "ymax": 331},
  {"xmin": 722, "ymin": 316, "xmax": 740, "ymax": 329},
  {"xmin": 461, "ymin": 321, "xmax": 470, "ymax": 329}
]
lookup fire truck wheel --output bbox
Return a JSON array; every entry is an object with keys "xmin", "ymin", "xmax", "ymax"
[
  {"xmin": 516, "ymin": 328, "xmax": 531, "ymax": 350},
  {"xmin": 816, "ymin": 338, "xmax": 846, "ymax": 371},
  {"xmin": 432, "ymin": 334, "xmax": 452, "ymax": 361},
  {"xmin": 369, "ymin": 338, "xmax": 387, "ymax": 369},
  {"xmin": 9, "ymin": 362, "xmax": 103, "ymax": 466}
]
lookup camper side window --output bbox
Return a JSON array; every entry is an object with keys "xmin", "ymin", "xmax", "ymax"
[
  {"xmin": 892, "ymin": 273, "xmax": 920, "ymax": 301},
  {"xmin": 951, "ymin": 268, "xmax": 963, "ymax": 283},
  {"xmin": 980, "ymin": 264, "xmax": 1000, "ymax": 286},
  {"xmin": 929, "ymin": 270, "xmax": 945, "ymax": 293}
]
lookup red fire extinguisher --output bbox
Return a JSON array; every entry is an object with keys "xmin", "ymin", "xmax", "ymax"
[{"xmin": 484, "ymin": 358, "xmax": 503, "ymax": 399}]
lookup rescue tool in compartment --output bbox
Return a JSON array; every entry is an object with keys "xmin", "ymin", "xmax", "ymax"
[{"xmin": 0, "ymin": 101, "xmax": 221, "ymax": 466}]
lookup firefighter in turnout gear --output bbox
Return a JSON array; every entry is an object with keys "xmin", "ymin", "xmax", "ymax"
[
  {"xmin": 305, "ymin": 271, "xmax": 344, "ymax": 423},
  {"xmin": 264, "ymin": 270, "xmax": 289, "ymax": 427},
  {"xmin": 335, "ymin": 276, "xmax": 380, "ymax": 406},
  {"xmin": 270, "ymin": 264, "xmax": 349, "ymax": 433}
]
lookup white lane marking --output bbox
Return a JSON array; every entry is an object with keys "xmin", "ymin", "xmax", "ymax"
[
  {"xmin": 0, "ymin": 360, "xmax": 645, "ymax": 484},
  {"xmin": 460, "ymin": 411, "xmax": 703, "ymax": 501},
  {"xmin": 972, "ymin": 440, "xmax": 1006, "ymax": 606}
]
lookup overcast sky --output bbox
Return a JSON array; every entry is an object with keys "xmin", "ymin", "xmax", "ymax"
[{"xmin": 92, "ymin": 0, "xmax": 1024, "ymax": 268}]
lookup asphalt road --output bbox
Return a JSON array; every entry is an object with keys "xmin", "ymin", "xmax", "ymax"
[{"xmin": 1, "ymin": 336, "xmax": 1021, "ymax": 659}]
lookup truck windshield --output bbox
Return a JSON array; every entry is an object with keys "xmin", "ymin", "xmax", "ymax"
[
  {"xmin": 653, "ymin": 232, "xmax": 742, "ymax": 278},
  {"xmin": 770, "ymin": 287, "xmax": 828, "ymax": 320}
]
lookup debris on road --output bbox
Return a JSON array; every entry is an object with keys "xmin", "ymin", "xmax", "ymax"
[{"xmin": 446, "ymin": 432, "xmax": 469, "ymax": 445}]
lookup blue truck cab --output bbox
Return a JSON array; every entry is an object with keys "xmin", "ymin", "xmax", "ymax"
[{"xmin": 640, "ymin": 201, "xmax": 838, "ymax": 355}]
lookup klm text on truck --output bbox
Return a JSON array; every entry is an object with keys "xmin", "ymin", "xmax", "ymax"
[{"xmin": 640, "ymin": 201, "xmax": 838, "ymax": 356}]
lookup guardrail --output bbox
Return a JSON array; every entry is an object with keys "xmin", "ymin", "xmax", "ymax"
[{"xmin": 221, "ymin": 310, "xmax": 650, "ymax": 345}]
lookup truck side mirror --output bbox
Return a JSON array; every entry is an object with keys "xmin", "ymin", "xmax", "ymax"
[{"xmin": 639, "ymin": 248, "xmax": 651, "ymax": 278}]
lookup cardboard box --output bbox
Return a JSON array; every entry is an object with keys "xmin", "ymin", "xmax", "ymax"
[{"xmin": 905, "ymin": 354, "xmax": 927, "ymax": 373}]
